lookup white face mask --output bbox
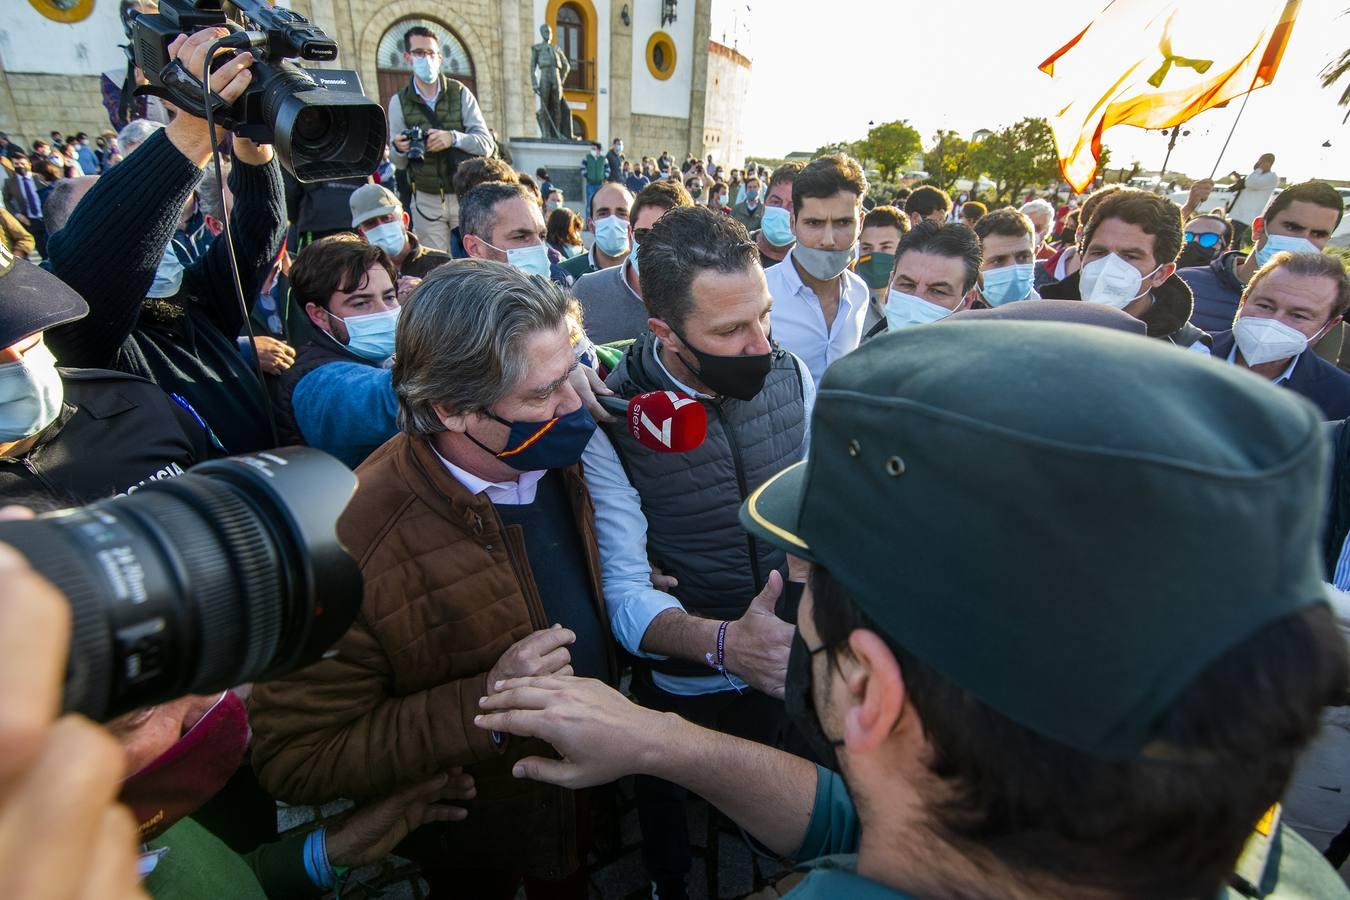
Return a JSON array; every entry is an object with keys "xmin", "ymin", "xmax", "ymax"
[
  {"xmin": 1233, "ymin": 315, "xmax": 1323, "ymax": 367},
  {"xmin": 480, "ymin": 239, "xmax": 552, "ymax": 278},
  {"xmin": 364, "ymin": 221, "xmax": 406, "ymax": 257},
  {"xmin": 885, "ymin": 289, "xmax": 956, "ymax": 331},
  {"xmin": 0, "ymin": 341, "xmax": 64, "ymax": 440},
  {"xmin": 1079, "ymin": 253, "xmax": 1159, "ymax": 309}
]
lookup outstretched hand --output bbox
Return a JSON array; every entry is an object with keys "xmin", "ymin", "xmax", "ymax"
[
  {"xmin": 725, "ymin": 570, "xmax": 793, "ymax": 698},
  {"xmin": 325, "ymin": 768, "xmax": 476, "ymax": 869},
  {"xmin": 475, "ymin": 675, "xmax": 673, "ymax": 789}
]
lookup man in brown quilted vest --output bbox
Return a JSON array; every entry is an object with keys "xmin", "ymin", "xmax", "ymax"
[{"xmin": 249, "ymin": 259, "xmax": 616, "ymax": 899}]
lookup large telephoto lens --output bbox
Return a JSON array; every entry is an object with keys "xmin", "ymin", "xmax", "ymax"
[
  {"xmin": 0, "ymin": 448, "xmax": 363, "ymax": 723},
  {"xmin": 262, "ymin": 62, "xmax": 387, "ymax": 182}
]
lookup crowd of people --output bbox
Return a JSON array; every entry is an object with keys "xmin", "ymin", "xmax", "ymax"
[{"xmin": 5, "ymin": 14, "xmax": 1350, "ymax": 900}]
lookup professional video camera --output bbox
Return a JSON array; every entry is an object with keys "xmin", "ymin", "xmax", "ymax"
[
  {"xmin": 130, "ymin": 0, "xmax": 387, "ymax": 182},
  {"xmin": 403, "ymin": 126, "xmax": 427, "ymax": 164},
  {"xmin": 0, "ymin": 447, "xmax": 363, "ymax": 723}
]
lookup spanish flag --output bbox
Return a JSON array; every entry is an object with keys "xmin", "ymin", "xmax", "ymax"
[{"xmin": 1040, "ymin": 0, "xmax": 1300, "ymax": 192}]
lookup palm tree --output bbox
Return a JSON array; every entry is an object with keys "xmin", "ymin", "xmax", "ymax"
[{"xmin": 1324, "ymin": 11, "xmax": 1350, "ymax": 122}]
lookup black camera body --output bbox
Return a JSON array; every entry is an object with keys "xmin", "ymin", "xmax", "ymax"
[
  {"xmin": 403, "ymin": 126, "xmax": 427, "ymax": 163},
  {"xmin": 131, "ymin": 0, "xmax": 387, "ymax": 182}
]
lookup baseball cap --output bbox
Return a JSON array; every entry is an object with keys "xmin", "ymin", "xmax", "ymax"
[
  {"xmin": 349, "ymin": 184, "xmax": 402, "ymax": 229},
  {"xmin": 741, "ymin": 320, "xmax": 1330, "ymax": 759},
  {"xmin": 0, "ymin": 243, "xmax": 88, "ymax": 349}
]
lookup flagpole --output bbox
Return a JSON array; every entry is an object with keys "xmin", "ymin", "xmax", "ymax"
[
  {"xmin": 1157, "ymin": 126, "xmax": 1182, "ymax": 193},
  {"xmin": 1208, "ymin": 80, "xmax": 1257, "ymax": 180}
]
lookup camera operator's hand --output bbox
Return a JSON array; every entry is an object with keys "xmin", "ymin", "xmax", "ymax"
[
  {"xmin": 392, "ymin": 134, "xmax": 411, "ymax": 153},
  {"xmin": 425, "ymin": 130, "xmax": 455, "ymax": 153},
  {"xmin": 0, "ymin": 541, "xmax": 147, "ymax": 899},
  {"xmin": 163, "ymin": 28, "xmax": 256, "ymax": 167},
  {"xmin": 324, "ymin": 768, "xmax": 476, "ymax": 869},
  {"xmin": 485, "ymin": 625, "xmax": 576, "ymax": 696},
  {"xmin": 724, "ymin": 570, "xmax": 792, "ymax": 698},
  {"xmin": 232, "ymin": 136, "xmax": 274, "ymax": 167},
  {"xmin": 476, "ymin": 675, "xmax": 673, "ymax": 789}
]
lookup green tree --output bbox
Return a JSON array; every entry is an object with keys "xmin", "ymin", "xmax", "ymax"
[
  {"xmin": 922, "ymin": 130, "xmax": 970, "ymax": 192},
  {"xmin": 812, "ymin": 141, "xmax": 856, "ymax": 158},
  {"xmin": 965, "ymin": 117, "xmax": 1060, "ymax": 205},
  {"xmin": 853, "ymin": 120, "xmax": 923, "ymax": 183}
]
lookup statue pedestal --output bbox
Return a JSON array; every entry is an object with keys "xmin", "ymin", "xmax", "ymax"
[{"xmin": 509, "ymin": 138, "xmax": 591, "ymax": 215}]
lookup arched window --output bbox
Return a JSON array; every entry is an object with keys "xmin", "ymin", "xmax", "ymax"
[
  {"xmin": 555, "ymin": 3, "xmax": 593, "ymax": 92},
  {"xmin": 375, "ymin": 18, "xmax": 476, "ymax": 110}
]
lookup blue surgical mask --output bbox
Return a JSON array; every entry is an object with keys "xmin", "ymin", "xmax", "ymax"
[
  {"xmin": 0, "ymin": 341, "xmax": 64, "ymax": 441},
  {"xmin": 412, "ymin": 56, "xmax": 438, "ymax": 83},
  {"xmin": 468, "ymin": 405, "xmax": 598, "ymax": 471},
  {"xmin": 593, "ymin": 214, "xmax": 630, "ymax": 257},
  {"xmin": 1255, "ymin": 233, "xmax": 1320, "ymax": 267},
  {"xmin": 148, "ymin": 241, "xmax": 185, "ymax": 298},
  {"xmin": 760, "ymin": 206, "xmax": 794, "ymax": 247},
  {"xmin": 980, "ymin": 263, "xmax": 1035, "ymax": 306},
  {"xmin": 328, "ymin": 306, "xmax": 400, "ymax": 362},
  {"xmin": 885, "ymin": 289, "xmax": 955, "ymax": 331},
  {"xmin": 364, "ymin": 221, "xmax": 406, "ymax": 257}
]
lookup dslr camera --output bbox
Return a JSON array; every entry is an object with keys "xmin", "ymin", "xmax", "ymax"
[
  {"xmin": 130, "ymin": 0, "xmax": 387, "ymax": 182},
  {"xmin": 0, "ymin": 448, "xmax": 363, "ymax": 723},
  {"xmin": 403, "ymin": 126, "xmax": 427, "ymax": 164}
]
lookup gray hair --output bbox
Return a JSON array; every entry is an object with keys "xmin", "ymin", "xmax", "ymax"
[
  {"xmin": 43, "ymin": 175, "xmax": 99, "ymax": 235},
  {"xmin": 1245, "ymin": 250, "xmax": 1350, "ymax": 321},
  {"xmin": 393, "ymin": 258, "xmax": 571, "ymax": 435},
  {"xmin": 196, "ymin": 157, "xmax": 232, "ymax": 221},
  {"xmin": 1019, "ymin": 198, "xmax": 1055, "ymax": 222},
  {"xmin": 459, "ymin": 181, "xmax": 537, "ymax": 242},
  {"xmin": 117, "ymin": 119, "xmax": 163, "ymax": 157}
]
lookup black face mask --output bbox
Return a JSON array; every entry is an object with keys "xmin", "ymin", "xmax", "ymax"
[
  {"xmin": 784, "ymin": 630, "xmax": 844, "ymax": 771},
  {"xmin": 673, "ymin": 331, "xmax": 772, "ymax": 402},
  {"xmin": 1177, "ymin": 242, "xmax": 1221, "ymax": 270}
]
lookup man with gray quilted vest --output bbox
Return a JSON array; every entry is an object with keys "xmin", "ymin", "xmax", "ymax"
[{"xmin": 580, "ymin": 205, "xmax": 815, "ymax": 900}]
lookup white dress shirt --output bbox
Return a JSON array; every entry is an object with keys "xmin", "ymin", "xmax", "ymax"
[
  {"xmin": 581, "ymin": 340, "xmax": 815, "ymax": 696},
  {"xmin": 1228, "ymin": 169, "xmax": 1280, "ymax": 225},
  {"xmin": 431, "ymin": 444, "xmax": 546, "ymax": 506},
  {"xmin": 765, "ymin": 247, "xmax": 870, "ymax": 386},
  {"xmin": 1193, "ymin": 342, "xmax": 1300, "ymax": 382}
]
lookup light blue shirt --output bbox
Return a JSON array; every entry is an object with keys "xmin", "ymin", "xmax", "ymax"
[
  {"xmin": 581, "ymin": 340, "xmax": 815, "ymax": 696},
  {"xmin": 765, "ymin": 247, "xmax": 870, "ymax": 386}
]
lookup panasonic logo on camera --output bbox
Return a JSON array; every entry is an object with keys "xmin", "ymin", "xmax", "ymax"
[{"xmin": 318, "ymin": 76, "xmax": 349, "ymax": 86}]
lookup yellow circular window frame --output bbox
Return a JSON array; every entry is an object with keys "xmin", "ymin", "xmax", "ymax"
[{"xmin": 646, "ymin": 32, "xmax": 677, "ymax": 81}]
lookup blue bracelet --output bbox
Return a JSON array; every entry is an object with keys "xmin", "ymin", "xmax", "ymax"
[
  {"xmin": 704, "ymin": 620, "xmax": 744, "ymax": 694},
  {"xmin": 303, "ymin": 826, "xmax": 336, "ymax": 889}
]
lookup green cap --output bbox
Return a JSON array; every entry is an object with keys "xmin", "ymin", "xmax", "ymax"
[{"xmin": 740, "ymin": 321, "xmax": 1330, "ymax": 759}]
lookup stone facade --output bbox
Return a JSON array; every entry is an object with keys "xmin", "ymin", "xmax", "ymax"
[{"xmin": 0, "ymin": 0, "xmax": 750, "ymax": 164}]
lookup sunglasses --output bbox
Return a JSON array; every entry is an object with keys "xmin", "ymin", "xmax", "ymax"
[{"xmin": 1184, "ymin": 231, "xmax": 1223, "ymax": 249}]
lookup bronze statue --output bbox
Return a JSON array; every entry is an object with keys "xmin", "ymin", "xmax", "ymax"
[{"xmin": 531, "ymin": 24, "xmax": 574, "ymax": 141}]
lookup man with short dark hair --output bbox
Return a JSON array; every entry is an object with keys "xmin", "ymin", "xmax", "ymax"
[
  {"xmin": 973, "ymin": 208, "xmax": 1040, "ymax": 307},
  {"xmin": 606, "ymin": 138, "xmax": 625, "ymax": 184},
  {"xmin": 753, "ymin": 162, "xmax": 802, "ymax": 269},
  {"xmin": 273, "ymin": 234, "xmax": 402, "ymax": 467},
  {"xmin": 905, "ymin": 185, "xmax": 950, "ymax": 228},
  {"xmin": 253, "ymin": 259, "xmax": 616, "ymax": 899},
  {"xmin": 1204, "ymin": 251, "xmax": 1350, "ymax": 419},
  {"xmin": 571, "ymin": 179, "xmax": 693, "ymax": 343},
  {"xmin": 1042, "ymin": 188, "xmax": 1209, "ymax": 349},
  {"xmin": 478, "ymin": 315, "xmax": 1350, "ymax": 900},
  {"xmin": 1175, "ymin": 213, "xmax": 1232, "ymax": 272},
  {"xmin": 732, "ymin": 172, "xmax": 764, "ymax": 232},
  {"xmin": 870, "ymin": 221, "xmax": 981, "ymax": 337},
  {"xmin": 959, "ymin": 199, "xmax": 986, "ymax": 230},
  {"xmin": 1180, "ymin": 181, "xmax": 1345, "ymax": 333},
  {"xmin": 559, "ymin": 181, "xmax": 634, "ymax": 280},
  {"xmin": 580, "ymin": 205, "xmax": 813, "ymax": 899},
  {"xmin": 460, "ymin": 181, "xmax": 573, "ymax": 285},
  {"xmin": 3, "ymin": 154, "xmax": 48, "ymax": 257},
  {"xmin": 581, "ymin": 141, "xmax": 606, "ymax": 217},
  {"xmin": 765, "ymin": 154, "xmax": 871, "ymax": 385},
  {"xmin": 855, "ymin": 205, "xmax": 909, "ymax": 330},
  {"xmin": 388, "ymin": 24, "xmax": 495, "ymax": 253}
]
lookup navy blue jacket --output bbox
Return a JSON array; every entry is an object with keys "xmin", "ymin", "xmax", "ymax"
[
  {"xmin": 1177, "ymin": 252, "xmax": 1245, "ymax": 333},
  {"xmin": 1210, "ymin": 330, "xmax": 1350, "ymax": 420}
]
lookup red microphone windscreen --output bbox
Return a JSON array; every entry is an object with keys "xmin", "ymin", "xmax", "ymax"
[{"xmin": 626, "ymin": 391, "xmax": 707, "ymax": 452}]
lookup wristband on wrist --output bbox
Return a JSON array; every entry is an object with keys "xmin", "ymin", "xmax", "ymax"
[
  {"xmin": 704, "ymin": 620, "xmax": 744, "ymax": 694},
  {"xmin": 303, "ymin": 826, "xmax": 336, "ymax": 889}
]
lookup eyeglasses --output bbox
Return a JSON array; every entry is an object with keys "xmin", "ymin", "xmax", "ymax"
[
  {"xmin": 1183, "ymin": 231, "xmax": 1223, "ymax": 248},
  {"xmin": 408, "ymin": 49, "xmax": 441, "ymax": 58}
]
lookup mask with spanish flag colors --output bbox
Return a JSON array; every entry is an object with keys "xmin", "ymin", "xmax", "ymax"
[{"xmin": 467, "ymin": 405, "xmax": 598, "ymax": 471}]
